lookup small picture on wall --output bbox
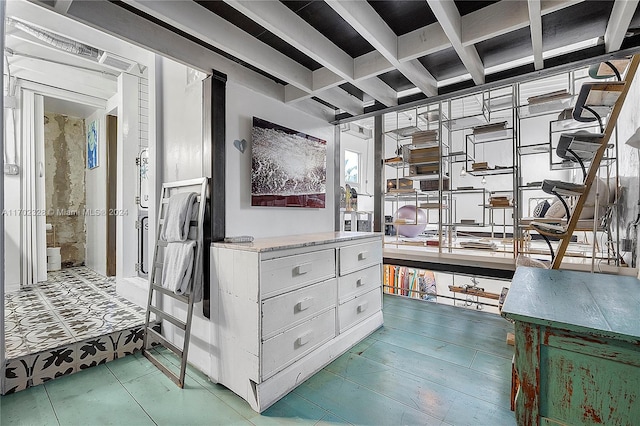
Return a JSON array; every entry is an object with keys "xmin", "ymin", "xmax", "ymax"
[
  {"xmin": 87, "ymin": 120, "xmax": 99, "ymax": 169},
  {"xmin": 251, "ymin": 117, "xmax": 327, "ymax": 208}
]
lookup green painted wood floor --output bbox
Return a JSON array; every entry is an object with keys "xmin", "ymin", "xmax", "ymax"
[{"xmin": 1, "ymin": 295, "xmax": 516, "ymax": 425}]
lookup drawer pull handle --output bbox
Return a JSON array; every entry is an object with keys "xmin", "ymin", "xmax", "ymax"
[
  {"xmin": 296, "ymin": 297, "xmax": 313, "ymax": 312},
  {"xmin": 356, "ymin": 278, "xmax": 365, "ymax": 287},
  {"xmin": 358, "ymin": 251, "xmax": 368, "ymax": 260},
  {"xmin": 295, "ymin": 263, "xmax": 312, "ymax": 275},
  {"xmin": 296, "ymin": 331, "xmax": 312, "ymax": 347},
  {"xmin": 357, "ymin": 301, "xmax": 369, "ymax": 313}
]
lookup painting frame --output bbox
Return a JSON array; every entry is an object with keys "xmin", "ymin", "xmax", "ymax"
[
  {"xmin": 87, "ymin": 119, "xmax": 99, "ymax": 169},
  {"xmin": 251, "ymin": 117, "xmax": 327, "ymax": 208}
]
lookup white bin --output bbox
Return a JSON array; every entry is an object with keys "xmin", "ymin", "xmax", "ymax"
[{"xmin": 47, "ymin": 247, "xmax": 61, "ymax": 271}]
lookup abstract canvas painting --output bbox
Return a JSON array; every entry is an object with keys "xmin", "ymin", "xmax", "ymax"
[
  {"xmin": 251, "ymin": 117, "xmax": 327, "ymax": 208},
  {"xmin": 87, "ymin": 120, "xmax": 98, "ymax": 169}
]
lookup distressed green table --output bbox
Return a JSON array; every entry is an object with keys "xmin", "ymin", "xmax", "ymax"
[{"xmin": 502, "ymin": 266, "xmax": 640, "ymax": 426}]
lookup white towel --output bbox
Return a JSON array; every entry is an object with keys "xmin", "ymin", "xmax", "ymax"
[
  {"xmin": 162, "ymin": 241, "xmax": 196, "ymax": 295},
  {"xmin": 162, "ymin": 192, "xmax": 197, "ymax": 242}
]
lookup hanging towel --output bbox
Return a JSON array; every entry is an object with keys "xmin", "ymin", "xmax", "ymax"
[
  {"xmin": 162, "ymin": 241, "xmax": 196, "ymax": 295},
  {"xmin": 162, "ymin": 192, "xmax": 197, "ymax": 242}
]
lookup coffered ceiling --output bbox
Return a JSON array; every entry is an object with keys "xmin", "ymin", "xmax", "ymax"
[{"xmin": 12, "ymin": 0, "xmax": 640, "ymax": 122}]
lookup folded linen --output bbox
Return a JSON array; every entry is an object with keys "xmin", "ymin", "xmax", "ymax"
[
  {"xmin": 162, "ymin": 241, "xmax": 196, "ymax": 295},
  {"xmin": 162, "ymin": 192, "xmax": 197, "ymax": 242}
]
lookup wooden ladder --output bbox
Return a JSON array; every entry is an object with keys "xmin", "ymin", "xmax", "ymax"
[
  {"xmin": 530, "ymin": 55, "xmax": 639, "ymax": 269},
  {"xmin": 142, "ymin": 177, "xmax": 208, "ymax": 387}
]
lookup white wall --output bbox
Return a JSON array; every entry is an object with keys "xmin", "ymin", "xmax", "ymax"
[
  {"xmin": 161, "ymin": 59, "xmax": 204, "ymax": 181},
  {"xmin": 84, "ymin": 110, "xmax": 108, "ymax": 276},
  {"xmin": 4, "ymin": 91, "xmax": 21, "ymax": 291},
  {"xmin": 226, "ymin": 81, "xmax": 335, "ymax": 238}
]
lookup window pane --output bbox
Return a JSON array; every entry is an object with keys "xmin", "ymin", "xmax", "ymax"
[{"xmin": 345, "ymin": 150, "xmax": 359, "ymax": 184}]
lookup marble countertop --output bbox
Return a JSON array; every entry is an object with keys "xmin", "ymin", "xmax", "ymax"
[{"xmin": 212, "ymin": 231, "xmax": 382, "ymax": 253}]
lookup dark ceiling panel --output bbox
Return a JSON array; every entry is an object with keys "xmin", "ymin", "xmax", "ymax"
[
  {"xmin": 196, "ymin": 1, "xmax": 265, "ymax": 37},
  {"xmin": 629, "ymin": 4, "xmax": 640, "ymax": 33},
  {"xmin": 367, "ymin": 1, "xmax": 437, "ymax": 36},
  {"xmin": 312, "ymin": 96, "xmax": 338, "ymax": 111},
  {"xmin": 475, "ymin": 27, "xmax": 532, "ymax": 68},
  {"xmin": 196, "ymin": 1, "xmax": 321, "ymax": 71},
  {"xmin": 339, "ymin": 83, "xmax": 365, "ymax": 101},
  {"xmin": 417, "ymin": 47, "xmax": 467, "ymax": 80},
  {"xmin": 197, "ymin": 1, "xmax": 322, "ymax": 71},
  {"xmin": 454, "ymin": 1, "xmax": 500, "ymax": 16},
  {"xmin": 542, "ymin": 1, "xmax": 614, "ymax": 51},
  {"xmin": 256, "ymin": 32, "xmax": 323, "ymax": 70},
  {"xmin": 377, "ymin": 70, "xmax": 415, "ymax": 92},
  {"xmin": 281, "ymin": 0, "xmax": 375, "ymax": 58}
]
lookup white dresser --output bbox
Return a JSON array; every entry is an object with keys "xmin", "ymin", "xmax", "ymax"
[{"xmin": 210, "ymin": 232, "xmax": 383, "ymax": 412}]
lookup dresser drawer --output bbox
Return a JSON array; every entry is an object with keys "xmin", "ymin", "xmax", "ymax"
[
  {"xmin": 261, "ymin": 279, "xmax": 337, "ymax": 339},
  {"xmin": 261, "ymin": 249, "xmax": 336, "ymax": 298},
  {"xmin": 261, "ymin": 308, "xmax": 335, "ymax": 380},
  {"xmin": 338, "ymin": 288, "xmax": 381, "ymax": 333},
  {"xmin": 338, "ymin": 240, "xmax": 382, "ymax": 276},
  {"xmin": 338, "ymin": 264, "xmax": 381, "ymax": 303}
]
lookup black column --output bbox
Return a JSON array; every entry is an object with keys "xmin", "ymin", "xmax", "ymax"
[{"xmin": 202, "ymin": 70, "xmax": 226, "ymax": 319}]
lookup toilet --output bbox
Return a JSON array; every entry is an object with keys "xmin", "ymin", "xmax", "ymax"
[{"xmin": 47, "ymin": 247, "xmax": 61, "ymax": 271}]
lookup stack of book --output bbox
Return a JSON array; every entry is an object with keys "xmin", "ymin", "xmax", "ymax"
[
  {"xmin": 472, "ymin": 161, "xmax": 489, "ymax": 171},
  {"xmin": 406, "ymin": 146, "xmax": 440, "ymax": 164},
  {"xmin": 489, "ymin": 196, "xmax": 511, "ymax": 207},
  {"xmin": 411, "ymin": 130, "xmax": 438, "ymax": 145}
]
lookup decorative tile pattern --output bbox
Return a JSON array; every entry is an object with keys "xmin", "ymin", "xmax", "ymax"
[{"xmin": 3, "ymin": 267, "xmax": 152, "ymax": 394}]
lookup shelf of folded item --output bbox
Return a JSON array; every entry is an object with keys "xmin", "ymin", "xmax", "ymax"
[
  {"xmin": 573, "ymin": 81, "xmax": 625, "ymax": 122},
  {"xmin": 519, "ymin": 143, "xmax": 550, "ymax": 156},
  {"xmin": 467, "ymin": 127, "xmax": 514, "ymax": 144},
  {"xmin": 384, "ymin": 159, "xmax": 408, "ymax": 168},
  {"xmin": 541, "ymin": 179, "xmax": 586, "ymax": 197},
  {"xmin": 468, "ymin": 166, "xmax": 515, "ymax": 176},
  {"xmin": 406, "ymin": 173, "xmax": 449, "ymax": 181},
  {"xmin": 530, "ymin": 221, "xmax": 568, "ymax": 237},
  {"xmin": 518, "ymin": 94, "xmax": 575, "ymax": 118},
  {"xmin": 443, "ymin": 113, "xmax": 488, "ymax": 131},
  {"xmin": 484, "ymin": 92, "xmax": 515, "ymax": 114}
]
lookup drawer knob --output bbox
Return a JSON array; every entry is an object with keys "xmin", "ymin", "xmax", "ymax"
[
  {"xmin": 295, "ymin": 263, "xmax": 312, "ymax": 275},
  {"xmin": 356, "ymin": 278, "xmax": 365, "ymax": 287},
  {"xmin": 357, "ymin": 301, "xmax": 369, "ymax": 313},
  {"xmin": 358, "ymin": 251, "xmax": 368, "ymax": 260},
  {"xmin": 296, "ymin": 331, "xmax": 312, "ymax": 347},
  {"xmin": 296, "ymin": 297, "xmax": 313, "ymax": 312}
]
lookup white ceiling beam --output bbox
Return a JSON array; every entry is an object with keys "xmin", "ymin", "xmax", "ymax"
[
  {"xmin": 325, "ymin": 0, "xmax": 437, "ymax": 97},
  {"xmin": 223, "ymin": 1, "xmax": 393, "ymax": 110},
  {"xmin": 528, "ymin": 0, "xmax": 544, "ymax": 70},
  {"xmin": 397, "ymin": 22, "xmax": 451, "ymax": 62},
  {"xmin": 604, "ymin": 0, "xmax": 640, "ymax": 53},
  {"xmin": 315, "ymin": 87, "xmax": 363, "ymax": 116},
  {"xmin": 354, "ymin": 50, "xmax": 395, "ymax": 81},
  {"xmin": 57, "ymin": 0, "xmax": 286, "ymax": 103},
  {"xmin": 10, "ymin": 65, "xmax": 116, "ymax": 100},
  {"xmin": 123, "ymin": 0, "xmax": 313, "ymax": 92},
  {"xmin": 53, "ymin": 0, "xmax": 73, "ymax": 14},
  {"xmin": 427, "ymin": 0, "xmax": 485, "ymax": 85},
  {"xmin": 462, "ymin": 0, "xmax": 584, "ymax": 46}
]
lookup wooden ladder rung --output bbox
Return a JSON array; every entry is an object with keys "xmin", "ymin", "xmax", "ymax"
[
  {"xmin": 148, "ymin": 306, "xmax": 186, "ymax": 330},
  {"xmin": 143, "ymin": 350, "xmax": 183, "ymax": 388},
  {"xmin": 146, "ymin": 328, "xmax": 184, "ymax": 358},
  {"xmin": 151, "ymin": 284, "xmax": 189, "ymax": 303}
]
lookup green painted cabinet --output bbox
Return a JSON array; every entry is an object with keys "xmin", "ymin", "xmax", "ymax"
[{"xmin": 502, "ymin": 267, "xmax": 640, "ymax": 426}]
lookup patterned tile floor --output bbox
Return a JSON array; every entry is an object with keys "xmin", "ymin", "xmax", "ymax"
[{"xmin": 4, "ymin": 267, "xmax": 147, "ymax": 360}]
